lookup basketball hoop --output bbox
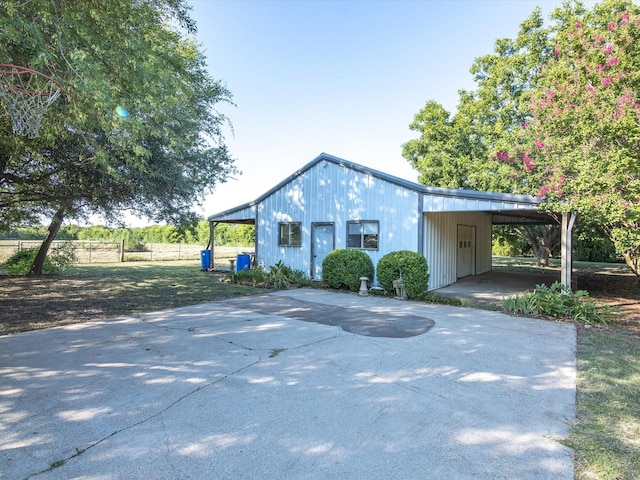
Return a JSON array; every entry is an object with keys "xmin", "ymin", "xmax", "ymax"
[{"xmin": 0, "ymin": 64, "xmax": 61, "ymax": 138}]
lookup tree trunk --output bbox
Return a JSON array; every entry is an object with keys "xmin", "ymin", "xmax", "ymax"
[
  {"xmin": 28, "ymin": 205, "xmax": 66, "ymax": 276},
  {"xmin": 622, "ymin": 251, "xmax": 640, "ymax": 280},
  {"xmin": 519, "ymin": 225, "xmax": 561, "ymax": 267}
]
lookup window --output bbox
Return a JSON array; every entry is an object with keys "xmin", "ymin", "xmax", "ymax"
[
  {"xmin": 347, "ymin": 220, "xmax": 379, "ymax": 250},
  {"xmin": 278, "ymin": 222, "xmax": 302, "ymax": 246}
]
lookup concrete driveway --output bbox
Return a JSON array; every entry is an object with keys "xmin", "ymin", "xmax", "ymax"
[{"xmin": 1, "ymin": 288, "xmax": 576, "ymax": 480}]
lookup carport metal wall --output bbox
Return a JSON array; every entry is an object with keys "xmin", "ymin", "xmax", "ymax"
[{"xmin": 423, "ymin": 212, "xmax": 493, "ymax": 291}]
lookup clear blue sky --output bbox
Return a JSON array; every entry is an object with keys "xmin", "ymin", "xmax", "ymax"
[{"xmin": 188, "ymin": 0, "xmax": 588, "ymax": 218}]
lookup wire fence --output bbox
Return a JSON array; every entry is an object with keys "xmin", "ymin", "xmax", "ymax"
[{"xmin": 0, "ymin": 240, "xmax": 245, "ymax": 266}]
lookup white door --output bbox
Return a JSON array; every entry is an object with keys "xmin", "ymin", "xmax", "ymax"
[
  {"xmin": 311, "ymin": 223, "xmax": 334, "ymax": 280},
  {"xmin": 457, "ymin": 225, "xmax": 475, "ymax": 278}
]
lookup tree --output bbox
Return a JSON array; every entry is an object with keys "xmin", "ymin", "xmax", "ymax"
[
  {"xmin": 402, "ymin": 6, "xmax": 566, "ymax": 265},
  {"xmin": 0, "ymin": 1, "xmax": 236, "ymax": 275},
  {"xmin": 498, "ymin": 0, "xmax": 640, "ymax": 277},
  {"xmin": 403, "ymin": 1, "xmax": 640, "ymax": 277}
]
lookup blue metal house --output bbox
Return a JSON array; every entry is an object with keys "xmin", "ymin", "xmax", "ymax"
[{"xmin": 206, "ymin": 153, "xmax": 556, "ymax": 290}]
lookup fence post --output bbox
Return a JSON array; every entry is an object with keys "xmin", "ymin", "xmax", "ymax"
[{"xmin": 120, "ymin": 239, "xmax": 125, "ymax": 262}]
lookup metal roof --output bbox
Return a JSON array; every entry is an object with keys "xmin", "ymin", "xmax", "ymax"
[{"xmin": 208, "ymin": 153, "xmax": 548, "ymax": 222}]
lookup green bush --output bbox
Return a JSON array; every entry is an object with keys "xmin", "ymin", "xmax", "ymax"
[
  {"xmin": 2, "ymin": 248, "xmax": 58, "ymax": 275},
  {"xmin": 376, "ymin": 250, "xmax": 429, "ymax": 299},
  {"xmin": 502, "ymin": 281, "xmax": 614, "ymax": 324},
  {"xmin": 574, "ymin": 232, "xmax": 617, "ymax": 263},
  {"xmin": 230, "ymin": 260, "xmax": 309, "ymax": 289},
  {"xmin": 322, "ymin": 249, "xmax": 374, "ymax": 292}
]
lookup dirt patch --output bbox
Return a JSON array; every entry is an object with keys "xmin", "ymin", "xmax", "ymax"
[{"xmin": 577, "ymin": 270, "xmax": 640, "ymax": 334}]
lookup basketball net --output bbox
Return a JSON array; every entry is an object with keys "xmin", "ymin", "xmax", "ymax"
[{"xmin": 0, "ymin": 64, "xmax": 61, "ymax": 139}]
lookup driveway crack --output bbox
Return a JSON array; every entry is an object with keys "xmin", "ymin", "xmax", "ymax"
[{"xmin": 25, "ymin": 359, "xmax": 261, "ymax": 480}]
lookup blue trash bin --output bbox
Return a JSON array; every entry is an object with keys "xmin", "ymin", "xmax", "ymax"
[
  {"xmin": 200, "ymin": 250, "xmax": 211, "ymax": 270},
  {"xmin": 235, "ymin": 254, "xmax": 251, "ymax": 272}
]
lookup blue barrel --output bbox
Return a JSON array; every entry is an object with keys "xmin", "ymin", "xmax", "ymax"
[
  {"xmin": 200, "ymin": 250, "xmax": 211, "ymax": 270},
  {"xmin": 235, "ymin": 254, "xmax": 251, "ymax": 272}
]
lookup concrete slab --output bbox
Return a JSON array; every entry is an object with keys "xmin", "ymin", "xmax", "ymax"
[
  {"xmin": 0, "ymin": 288, "xmax": 576, "ymax": 480},
  {"xmin": 433, "ymin": 269, "xmax": 562, "ymax": 305}
]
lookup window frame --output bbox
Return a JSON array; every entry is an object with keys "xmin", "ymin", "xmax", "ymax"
[
  {"xmin": 278, "ymin": 222, "xmax": 302, "ymax": 247},
  {"xmin": 346, "ymin": 220, "xmax": 379, "ymax": 250}
]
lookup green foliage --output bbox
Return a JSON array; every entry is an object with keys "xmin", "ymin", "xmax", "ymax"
[
  {"xmin": 233, "ymin": 268, "xmax": 267, "ymax": 286},
  {"xmin": 502, "ymin": 282, "xmax": 614, "ymax": 324},
  {"xmin": 2, "ymin": 248, "xmax": 57, "ymax": 275},
  {"xmin": 492, "ymin": 226, "xmax": 531, "ymax": 257},
  {"xmin": 0, "ymin": 1, "xmax": 237, "ymax": 273},
  {"xmin": 49, "ymin": 241, "xmax": 78, "ymax": 269},
  {"xmin": 322, "ymin": 249, "xmax": 374, "ymax": 292},
  {"xmin": 231, "ymin": 260, "xmax": 308, "ymax": 289},
  {"xmin": 16, "ymin": 222, "xmax": 252, "ymax": 248},
  {"xmin": 402, "ymin": 2, "xmax": 640, "ymax": 276},
  {"xmin": 574, "ymin": 226, "xmax": 617, "ymax": 263},
  {"xmin": 376, "ymin": 250, "xmax": 430, "ymax": 299},
  {"xmin": 213, "ymin": 223, "xmax": 255, "ymax": 246}
]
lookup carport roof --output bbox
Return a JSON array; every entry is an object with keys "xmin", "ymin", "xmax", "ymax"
[{"xmin": 208, "ymin": 153, "xmax": 554, "ymax": 224}]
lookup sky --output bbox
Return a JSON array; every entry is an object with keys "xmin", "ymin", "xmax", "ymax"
[{"xmin": 185, "ymin": 0, "xmax": 587, "ymax": 220}]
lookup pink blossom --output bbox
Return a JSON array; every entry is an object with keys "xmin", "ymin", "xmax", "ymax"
[
  {"xmin": 621, "ymin": 13, "xmax": 630, "ymax": 25},
  {"xmin": 585, "ymin": 85, "xmax": 597, "ymax": 95},
  {"xmin": 614, "ymin": 108, "xmax": 624, "ymax": 119},
  {"xmin": 522, "ymin": 156, "xmax": 534, "ymax": 172},
  {"xmin": 594, "ymin": 35, "xmax": 606, "ymax": 44},
  {"xmin": 606, "ymin": 57, "xmax": 620, "ymax": 67},
  {"xmin": 535, "ymin": 139, "xmax": 545, "ymax": 150},
  {"xmin": 553, "ymin": 45, "xmax": 560, "ymax": 56},
  {"xmin": 617, "ymin": 91, "xmax": 634, "ymax": 106},
  {"xmin": 602, "ymin": 77, "xmax": 614, "ymax": 87},
  {"xmin": 608, "ymin": 21, "xmax": 617, "ymax": 31},
  {"xmin": 575, "ymin": 21, "xmax": 583, "ymax": 29},
  {"xmin": 602, "ymin": 44, "xmax": 614, "ymax": 54},
  {"xmin": 493, "ymin": 151, "xmax": 515, "ymax": 163},
  {"xmin": 596, "ymin": 64, "xmax": 605, "ymax": 74},
  {"xmin": 537, "ymin": 186, "xmax": 550, "ymax": 197}
]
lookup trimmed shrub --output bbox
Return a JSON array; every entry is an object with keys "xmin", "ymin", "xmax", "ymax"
[
  {"xmin": 376, "ymin": 250, "xmax": 429, "ymax": 299},
  {"xmin": 322, "ymin": 248, "xmax": 374, "ymax": 292}
]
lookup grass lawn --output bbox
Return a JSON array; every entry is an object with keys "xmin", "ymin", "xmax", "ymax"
[
  {"xmin": 567, "ymin": 328, "xmax": 640, "ymax": 479},
  {"xmin": 1, "ymin": 259, "xmax": 639, "ymax": 478},
  {"xmin": 0, "ymin": 260, "xmax": 264, "ymax": 335}
]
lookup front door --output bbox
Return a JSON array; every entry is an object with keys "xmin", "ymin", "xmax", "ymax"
[
  {"xmin": 457, "ymin": 225, "xmax": 475, "ymax": 278},
  {"xmin": 311, "ymin": 223, "xmax": 334, "ymax": 280}
]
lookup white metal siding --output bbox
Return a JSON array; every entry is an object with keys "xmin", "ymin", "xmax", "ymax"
[
  {"xmin": 211, "ymin": 205, "xmax": 256, "ymax": 222},
  {"xmin": 256, "ymin": 161, "xmax": 420, "ymax": 278},
  {"xmin": 423, "ymin": 212, "xmax": 492, "ymax": 290},
  {"xmin": 423, "ymin": 195, "xmax": 540, "ymax": 213}
]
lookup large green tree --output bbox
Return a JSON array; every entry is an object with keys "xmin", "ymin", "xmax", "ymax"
[
  {"xmin": 0, "ymin": 1, "xmax": 236, "ymax": 274},
  {"xmin": 403, "ymin": 0, "xmax": 640, "ymax": 276},
  {"xmin": 403, "ymin": 6, "xmax": 569, "ymax": 266}
]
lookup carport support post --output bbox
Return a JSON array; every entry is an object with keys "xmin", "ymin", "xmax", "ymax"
[
  {"xmin": 560, "ymin": 211, "xmax": 578, "ymax": 291},
  {"xmin": 208, "ymin": 221, "xmax": 216, "ymax": 269}
]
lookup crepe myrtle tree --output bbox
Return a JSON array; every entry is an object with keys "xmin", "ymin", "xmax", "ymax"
[
  {"xmin": 402, "ymin": 6, "xmax": 566, "ymax": 265},
  {"xmin": 0, "ymin": 0, "xmax": 237, "ymax": 275},
  {"xmin": 495, "ymin": 1, "xmax": 640, "ymax": 278}
]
